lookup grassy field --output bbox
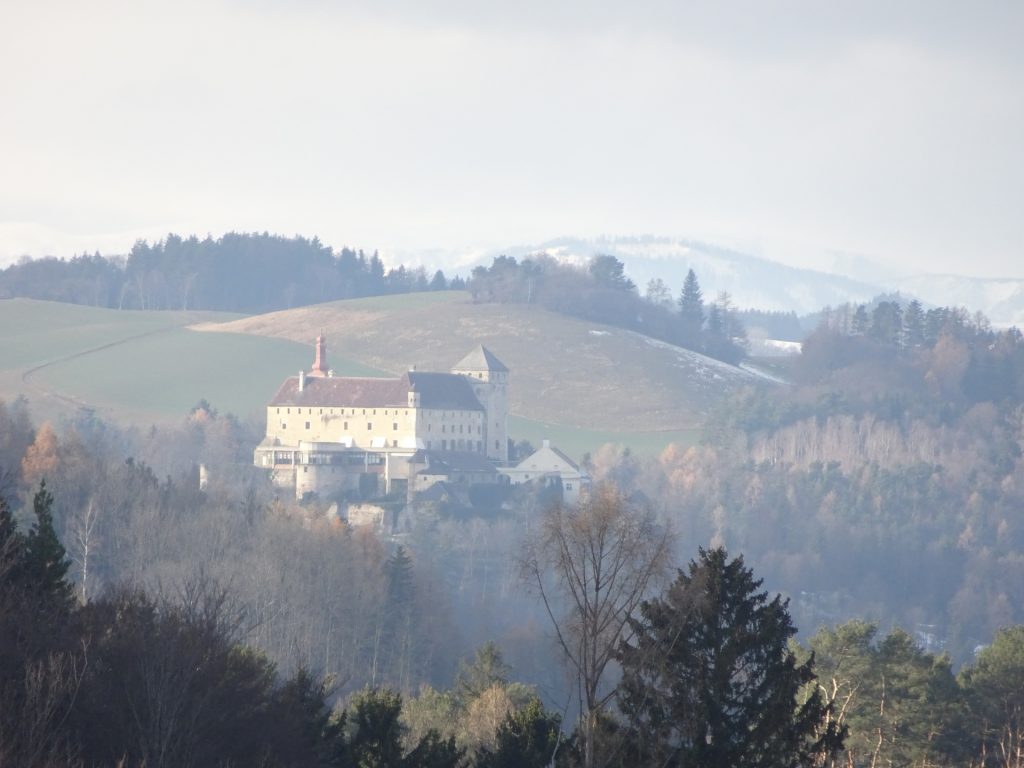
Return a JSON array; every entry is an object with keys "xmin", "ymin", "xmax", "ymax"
[
  {"xmin": 0, "ymin": 296, "xmax": 748, "ymax": 455},
  {"xmin": 198, "ymin": 291, "xmax": 766, "ymax": 433},
  {"xmin": 510, "ymin": 416, "xmax": 700, "ymax": 460}
]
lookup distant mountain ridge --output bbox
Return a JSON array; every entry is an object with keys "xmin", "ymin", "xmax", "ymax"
[{"xmin": 476, "ymin": 236, "xmax": 1024, "ymax": 326}]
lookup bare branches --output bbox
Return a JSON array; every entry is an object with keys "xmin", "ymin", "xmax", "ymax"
[{"xmin": 520, "ymin": 483, "xmax": 673, "ymax": 768}]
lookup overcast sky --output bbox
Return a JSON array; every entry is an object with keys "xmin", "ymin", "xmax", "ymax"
[{"xmin": 2, "ymin": 0, "xmax": 1022, "ymax": 277}]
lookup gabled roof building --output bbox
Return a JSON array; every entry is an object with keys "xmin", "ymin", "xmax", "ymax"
[
  {"xmin": 499, "ymin": 439, "xmax": 592, "ymax": 505},
  {"xmin": 254, "ymin": 336, "xmax": 510, "ymax": 499}
]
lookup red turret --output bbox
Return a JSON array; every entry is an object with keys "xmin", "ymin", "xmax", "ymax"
[{"xmin": 310, "ymin": 332, "xmax": 329, "ymax": 377}]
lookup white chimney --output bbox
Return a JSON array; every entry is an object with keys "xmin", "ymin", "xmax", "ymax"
[
  {"xmin": 298, "ymin": 370, "xmax": 306, "ymax": 392},
  {"xmin": 543, "ymin": 439, "xmax": 551, "ymax": 448}
]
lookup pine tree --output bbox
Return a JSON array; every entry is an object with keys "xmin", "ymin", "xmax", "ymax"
[
  {"xmin": 870, "ymin": 301, "xmax": 903, "ymax": 348},
  {"xmin": 617, "ymin": 547, "xmax": 844, "ymax": 767},
  {"xmin": 380, "ymin": 545, "xmax": 416, "ymax": 687},
  {"xmin": 0, "ymin": 492, "xmax": 22, "ymax": 579},
  {"xmin": 456, "ymin": 641, "xmax": 511, "ymax": 704},
  {"xmin": 903, "ymin": 299, "xmax": 925, "ymax": 349},
  {"xmin": 24, "ymin": 480, "xmax": 75, "ymax": 612},
  {"xmin": 851, "ymin": 304, "xmax": 870, "ymax": 336},
  {"xmin": 385, "ymin": 545, "xmax": 414, "ymax": 610},
  {"xmin": 476, "ymin": 697, "xmax": 563, "ymax": 768},
  {"xmin": 678, "ymin": 269, "xmax": 705, "ymax": 348}
]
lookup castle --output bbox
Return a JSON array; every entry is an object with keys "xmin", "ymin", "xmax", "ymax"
[{"xmin": 253, "ymin": 335, "xmax": 510, "ymax": 498}]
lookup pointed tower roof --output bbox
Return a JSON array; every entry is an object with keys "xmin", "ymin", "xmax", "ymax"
[
  {"xmin": 452, "ymin": 345, "xmax": 509, "ymax": 372},
  {"xmin": 309, "ymin": 332, "xmax": 329, "ymax": 377}
]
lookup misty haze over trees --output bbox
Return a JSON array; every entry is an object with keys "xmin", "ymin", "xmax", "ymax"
[
  {"xmin": 1, "ymin": 232, "xmax": 753, "ymax": 364},
  {"xmin": 0, "ymin": 233, "xmax": 465, "ymax": 313},
  {"xmin": 2, "ymin": 225, "xmax": 1024, "ymax": 765}
]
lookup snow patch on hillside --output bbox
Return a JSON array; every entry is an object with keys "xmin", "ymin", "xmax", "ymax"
[{"xmin": 638, "ymin": 334, "xmax": 767, "ymax": 388}]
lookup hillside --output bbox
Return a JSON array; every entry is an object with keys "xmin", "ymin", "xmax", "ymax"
[
  {"xmin": 465, "ymin": 236, "xmax": 1024, "ymax": 326},
  {"xmin": 194, "ymin": 291, "xmax": 768, "ymax": 432},
  {"xmin": 0, "ymin": 299, "xmax": 344, "ymax": 424}
]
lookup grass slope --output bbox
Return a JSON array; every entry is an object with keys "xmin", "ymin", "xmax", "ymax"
[
  {"xmin": 0, "ymin": 299, "xmax": 369, "ymax": 424},
  {"xmin": 195, "ymin": 291, "xmax": 764, "ymax": 433},
  {"xmin": 0, "ymin": 295, "xmax": 763, "ymax": 455}
]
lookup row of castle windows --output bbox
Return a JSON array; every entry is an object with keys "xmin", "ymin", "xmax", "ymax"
[
  {"xmin": 426, "ymin": 439, "xmax": 484, "ymax": 452},
  {"xmin": 278, "ymin": 407, "xmax": 414, "ymax": 417},
  {"xmin": 286, "ymin": 420, "xmax": 486, "ymax": 438},
  {"xmin": 276, "ymin": 407, "xmax": 483, "ymax": 419},
  {"xmin": 425, "ymin": 423, "xmax": 480, "ymax": 434}
]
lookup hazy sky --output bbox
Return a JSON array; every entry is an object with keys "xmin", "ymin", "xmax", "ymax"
[{"xmin": 2, "ymin": 0, "xmax": 1022, "ymax": 277}]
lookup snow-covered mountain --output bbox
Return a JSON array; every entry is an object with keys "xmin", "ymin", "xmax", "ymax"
[
  {"xmin": 473, "ymin": 236, "xmax": 1024, "ymax": 327},
  {"xmin": 486, "ymin": 236, "xmax": 884, "ymax": 315},
  {"xmin": 891, "ymin": 275, "xmax": 1024, "ymax": 328}
]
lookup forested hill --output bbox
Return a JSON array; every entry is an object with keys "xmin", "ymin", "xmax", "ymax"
[
  {"xmin": 0, "ymin": 234, "xmax": 754, "ymax": 366},
  {"xmin": 0, "ymin": 232, "xmax": 460, "ymax": 314}
]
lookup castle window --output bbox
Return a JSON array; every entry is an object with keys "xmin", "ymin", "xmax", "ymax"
[
  {"xmin": 367, "ymin": 422, "xmax": 373, "ymax": 430},
  {"xmin": 319, "ymin": 409, "xmax": 323, "ymax": 415},
  {"xmin": 477, "ymin": 441, "xmax": 482, "ymax": 452},
  {"xmin": 427, "ymin": 440, "xmax": 432, "ymax": 449},
  {"xmin": 477, "ymin": 426, "xmax": 481, "ymax": 434},
  {"xmin": 305, "ymin": 421, "xmax": 310, "ymax": 430},
  {"xmin": 282, "ymin": 423, "xmax": 287, "ymax": 429},
  {"xmin": 392, "ymin": 440, "xmax": 397, "ymax": 447},
  {"xmin": 344, "ymin": 421, "xmax": 348, "ymax": 430},
  {"xmin": 442, "ymin": 439, "xmax": 447, "ymax": 450},
  {"xmin": 442, "ymin": 425, "xmax": 446, "ymax": 433},
  {"xmin": 287, "ymin": 408, "xmax": 291, "ymax": 414},
  {"xmin": 566, "ymin": 483, "xmax": 573, "ymax": 490},
  {"xmin": 393, "ymin": 422, "xmax": 398, "ymax": 431},
  {"xmin": 428, "ymin": 424, "xmax": 431, "ymax": 432},
  {"xmin": 459, "ymin": 425, "xmax": 464, "ymax": 434},
  {"xmin": 495, "ymin": 440, "xmax": 500, "ymax": 450},
  {"xmin": 276, "ymin": 408, "xmax": 280, "ymax": 414}
]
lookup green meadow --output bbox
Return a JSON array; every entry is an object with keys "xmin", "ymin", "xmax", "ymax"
[{"xmin": 1, "ymin": 297, "xmax": 708, "ymax": 454}]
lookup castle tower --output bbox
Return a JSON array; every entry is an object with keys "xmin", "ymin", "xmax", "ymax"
[
  {"xmin": 452, "ymin": 345, "xmax": 509, "ymax": 463},
  {"xmin": 310, "ymin": 332, "xmax": 329, "ymax": 377}
]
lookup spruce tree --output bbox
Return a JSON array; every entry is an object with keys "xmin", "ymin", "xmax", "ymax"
[
  {"xmin": 0, "ymin": 492, "xmax": 22, "ymax": 578},
  {"xmin": 617, "ymin": 547, "xmax": 844, "ymax": 767},
  {"xmin": 903, "ymin": 299, "xmax": 925, "ymax": 349},
  {"xmin": 476, "ymin": 697, "xmax": 563, "ymax": 768},
  {"xmin": 678, "ymin": 269, "xmax": 705, "ymax": 349},
  {"xmin": 24, "ymin": 480, "xmax": 75, "ymax": 612},
  {"xmin": 851, "ymin": 304, "xmax": 870, "ymax": 336}
]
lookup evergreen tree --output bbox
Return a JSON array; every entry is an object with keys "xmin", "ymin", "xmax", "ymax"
[
  {"xmin": 960, "ymin": 626, "xmax": 1024, "ymax": 768},
  {"xmin": 589, "ymin": 255, "xmax": 635, "ymax": 292},
  {"xmin": 851, "ymin": 304, "xmax": 870, "ymax": 335},
  {"xmin": 429, "ymin": 270, "xmax": 448, "ymax": 291},
  {"xmin": 455, "ymin": 641, "xmax": 511, "ymax": 704},
  {"xmin": 346, "ymin": 688, "xmax": 463, "ymax": 768},
  {"xmin": 870, "ymin": 301, "xmax": 903, "ymax": 348},
  {"xmin": 385, "ymin": 545, "xmax": 415, "ymax": 610},
  {"xmin": 475, "ymin": 697, "xmax": 563, "ymax": 768},
  {"xmin": 381, "ymin": 545, "xmax": 416, "ymax": 687},
  {"xmin": 0, "ymin": 492, "xmax": 22, "ymax": 578},
  {"xmin": 267, "ymin": 667, "xmax": 350, "ymax": 767},
  {"xmin": 903, "ymin": 299, "xmax": 925, "ymax": 349},
  {"xmin": 617, "ymin": 547, "xmax": 844, "ymax": 767},
  {"xmin": 678, "ymin": 269, "xmax": 705, "ymax": 348},
  {"xmin": 24, "ymin": 480, "xmax": 74, "ymax": 612}
]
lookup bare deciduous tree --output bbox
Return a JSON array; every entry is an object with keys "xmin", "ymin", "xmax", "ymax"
[{"xmin": 520, "ymin": 483, "xmax": 673, "ymax": 768}]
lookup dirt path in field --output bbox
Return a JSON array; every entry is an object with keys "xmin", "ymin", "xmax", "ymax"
[{"xmin": 17, "ymin": 324, "xmax": 193, "ymax": 412}]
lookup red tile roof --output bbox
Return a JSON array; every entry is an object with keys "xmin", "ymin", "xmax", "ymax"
[{"xmin": 269, "ymin": 371, "xmax": 484, "ymax": 411}]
